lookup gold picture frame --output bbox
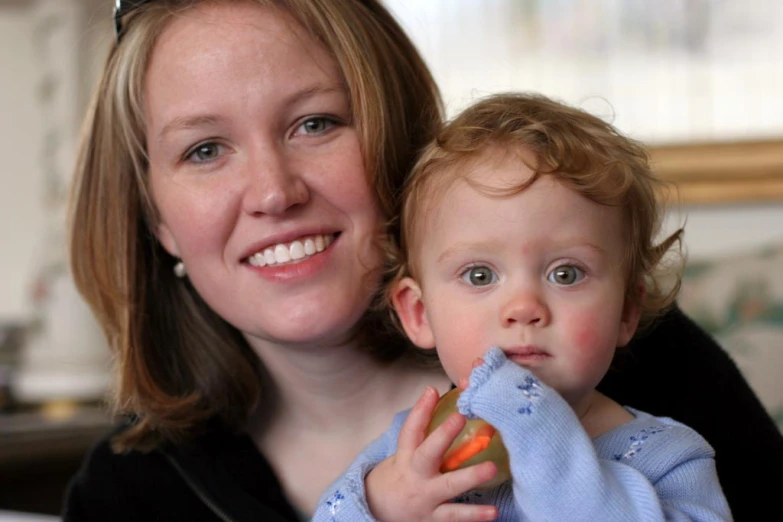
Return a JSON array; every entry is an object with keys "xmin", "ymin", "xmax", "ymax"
[{"xmin": 650, "ymin": 140, "xmax": 783, "ymax": 205}]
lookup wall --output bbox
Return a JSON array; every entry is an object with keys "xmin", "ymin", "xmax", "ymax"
[
  {"xmin": 666, "ymin": 204, "xmax": 783, "ymax": 261},
  {"xmin": 0, "ymin": 0, "xmax": 109, "ymax": 323},
  {"xmin": 0, "ymin": 7, "xmax": 43, "ymax": 321}
]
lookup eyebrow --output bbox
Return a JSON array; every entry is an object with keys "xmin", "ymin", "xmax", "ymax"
[
  {"xmin": 436, "ymin": 240, "xmax": 607, "ymax": 264},
  {"xmin": 286, "ymin": 84, "xmax": 344, "ymax": 108},
  {"xmin": 156, "ymin": 85, "xmax": 345, "ymax": 144},
  {"xmin": 436, "ymin": 241, "xmax": 503, "ymax": 264},
  {"xmin": 158, "ymin": 115, "xmax": 223, "ymax": 143}
]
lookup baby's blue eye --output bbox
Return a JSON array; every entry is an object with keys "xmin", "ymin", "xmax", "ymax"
[
  {"xmin": 461, "ymin": 266, "xmax": 498, "ymax": 287},
  {"xmin": 548, "ymin": 265, "xmax": 584, "ymax": 285}
]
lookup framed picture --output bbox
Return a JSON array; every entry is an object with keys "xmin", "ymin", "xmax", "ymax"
[
  {"xmin": 651, "ymin": 140, "xmax": 783, "ymax": 204},
  {"xmin": 388, "ymin": 0, "xmax": 783, "ymax": 204}
]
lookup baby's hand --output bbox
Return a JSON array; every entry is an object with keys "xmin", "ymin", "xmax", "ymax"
[{"xmin": 365, "ymin": 386, "xmax": 498, "ymax": 522}]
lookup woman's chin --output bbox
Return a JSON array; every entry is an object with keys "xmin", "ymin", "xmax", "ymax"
[{"xmin": 242, "ymin": 311, "xmax": 367, "ymax": 351}]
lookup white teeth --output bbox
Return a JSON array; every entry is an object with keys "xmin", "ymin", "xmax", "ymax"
[
  {"xmin": 290, "ymin": 240, "xmax": 305, "ymax": 260},
  {"xmin": 248, "ymin": 252, "xmax": 266, "ymax": 267},
  {"xmin": 248, "ymin": 233, "xmax": 334, "ymax": 267},
  {"xmin": 304, "ymin": 238, "xmax": 316, "ymax": 255},
  {"xmin": 274, "ymin": 244, "xmax": 291, "ymax": 263}
]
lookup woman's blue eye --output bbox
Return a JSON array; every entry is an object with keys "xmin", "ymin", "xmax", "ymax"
[
  {"xmin": 298, "ymin": 117, "xmax": 336, "ymax": 135},
  {"xmin": 186, "ymin": 142, "xmax": 221, "ymax": 163},
  {"xmin": 548, "ymin": 265, "xmax": 584, "ymax": 285},
  {"xmin": 461, "ymin": 266, "xmax": 497, "ymax": 287}
]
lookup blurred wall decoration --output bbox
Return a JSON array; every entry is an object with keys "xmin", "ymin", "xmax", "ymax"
[{"xmin": 0, "ymin": 0, "xmax": 110, "ymax": 409}]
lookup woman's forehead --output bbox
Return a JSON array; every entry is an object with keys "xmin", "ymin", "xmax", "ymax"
[
  {"xmin": 149, "ymin": 2, "xmax": 321, "ymax": 64},
  {"xmin": 143, "ymin": 2, "xmax": 343, "ymax": 137}
]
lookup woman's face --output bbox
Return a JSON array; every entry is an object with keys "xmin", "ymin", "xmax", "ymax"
[{"xmin": 145, "ymin": 2, "xmax": 383, "ymax": 348}]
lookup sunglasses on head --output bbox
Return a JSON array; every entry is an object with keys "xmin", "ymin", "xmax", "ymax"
[{"xmin": 114, "ymin": 0, "xmax": 153, "ymax": 41}]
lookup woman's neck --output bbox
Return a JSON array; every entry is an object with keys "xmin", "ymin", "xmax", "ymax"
[
  {"xmin": 246, "ymin": 337, "xmax": 450, "ymax": 438},
  {"xmin": 243, "ymin": 338, "xmax": 451, "ymax": 516}
]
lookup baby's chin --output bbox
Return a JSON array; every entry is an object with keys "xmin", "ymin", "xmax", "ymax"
[{"xmin": 447, "ymin": 361, "xmax": 492, "ymax": 390}]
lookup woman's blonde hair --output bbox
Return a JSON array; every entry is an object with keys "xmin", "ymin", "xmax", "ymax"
[
  {"xmin": 390, "ymin": 92, "xmax": 683, "ymax": 333},
  {"xmin": 69, "ymin": 0, "xmax": 442, "ymax": 450}
]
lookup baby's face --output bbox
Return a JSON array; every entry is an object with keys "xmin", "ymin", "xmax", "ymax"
[{"xmin": 395, "ymin": 150, "xmax": 640, "ymax": 409}]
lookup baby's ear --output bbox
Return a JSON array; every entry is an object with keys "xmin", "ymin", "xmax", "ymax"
[
  {"xmin": 618, "ymin": 282, "xmax": 645, "ymax": 347},
  {"xmin": 391, "ymin": 277, "xmax": 435, "ymax": 349}
]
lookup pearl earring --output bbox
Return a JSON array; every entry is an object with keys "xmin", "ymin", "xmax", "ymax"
[{"xmin": 173, "ymin": 261, "xmax": 187, "ymax": 278}]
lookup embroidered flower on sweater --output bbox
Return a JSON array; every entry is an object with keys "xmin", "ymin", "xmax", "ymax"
[
  {"xmin": 612, "ymin": 426, "xmax": 671, "ymax": 461},
  {"xmin": 325, "ymin": 490, "xmax": 344, "ymax": 516},
  {"xmin": 516, "ymin": 376, "xmax": 542, "ymax": 415}
]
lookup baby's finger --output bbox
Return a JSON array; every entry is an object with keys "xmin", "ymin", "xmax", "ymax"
[
  {"xmin": 432, "ymin": 502, "xmax": 498, "ymax": 522},
  {"xmin": 396, "ymin": 386, "xmax": 439, "ymax": 456},
  {"xmin": 412, "ymin": 412, "xmax": 466, "ymax": 474},
  {"xmin": 433, "ymin": 461, "xmax": 498, "ymax": 500},
  {"xmin": 472, "ymin": 357, "xmax": 484, "ymax": 369}
]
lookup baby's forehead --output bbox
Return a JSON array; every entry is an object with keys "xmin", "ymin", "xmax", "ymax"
[{"xmin": 418, "ymin": 148, "xmax": 539, "ymax": 205}]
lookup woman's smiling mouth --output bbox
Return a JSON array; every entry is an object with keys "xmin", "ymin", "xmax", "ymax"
[{"xmin": 246, "ymin": 233, "xmax": 335, "ymax": 267}]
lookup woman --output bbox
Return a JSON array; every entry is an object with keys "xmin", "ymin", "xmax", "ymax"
[{"xmin": 65, "ymin": 1, "xmax": 782, "ymax": 521}]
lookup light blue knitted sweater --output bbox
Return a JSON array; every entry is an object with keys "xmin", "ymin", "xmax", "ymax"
[{"xmin": 313, "ymin": 347, "xmax": 731, "ymax": 521}]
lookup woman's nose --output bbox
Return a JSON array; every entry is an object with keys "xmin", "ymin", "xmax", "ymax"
[
  {"xmin": 500, "ymin": 290, "xmax": 550, "ymax": 328},
  {"xmin": 243, "ymin": 150, "xmax": 310, "ymax": 216}
]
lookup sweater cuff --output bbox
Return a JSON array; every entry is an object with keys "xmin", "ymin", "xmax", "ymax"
[
  {"xmin": 316, "ymin": 461, "xmax": 378, "ymax": 521},
  {"xmin": 456, "ymin": 346, "xmax": 509, "ymax": 420},
  {"xmin": 456, "ymin": 346, "xmax": 547, "ymax": 427}
]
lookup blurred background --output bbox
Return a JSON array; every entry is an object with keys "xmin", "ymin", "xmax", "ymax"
[{"xmin": 0, "ymin": 0, "xmax": 781, "ymax": 518}]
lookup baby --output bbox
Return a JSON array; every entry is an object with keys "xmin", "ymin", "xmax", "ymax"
[{"xmin": 313, "ymin": 93, "xmax": 731, "ymax": 521}]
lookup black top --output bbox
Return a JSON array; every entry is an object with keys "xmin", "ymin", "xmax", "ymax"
[
  {"xmin": 64, "ymin": 420, "xmax": 298, "ymax": 522},
  {"xmin": 63, "ymin": 307, "xmax": 783, "ymax": 521}
]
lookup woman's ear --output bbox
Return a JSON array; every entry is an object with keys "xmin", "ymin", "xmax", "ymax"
[
  {"xmin": 155, "ymin": 222, "xmax": 181, "ymax": 258},
  {"xmin": 617, "ymin": 283, "xmax": 645, "ymax": 347},
  {"xmin": 391, "ymin": 277, "xmax": 435, "ymax": 349}
]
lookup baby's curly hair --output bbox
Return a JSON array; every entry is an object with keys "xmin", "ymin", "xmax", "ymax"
[{"xmin": 386, "ymin": 92, "xmax": 683, "ymax": 333}]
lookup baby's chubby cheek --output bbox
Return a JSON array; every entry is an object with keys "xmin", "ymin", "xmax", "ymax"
[
  {"xmin": 561, "ymin": 306, "xmax": 617, "ymax": 350},
  {"xmin": 574, "ymin": 326, "xmax": 599, "ymax": 351},
  {"xmin": 555, "ymin": 325, "xmax": 609, "ymax": 383},
  {"xmin": 563, "ymin": 313, "xmax": 619, "ymax": 369},
  {"xmin": 433, "ymin": 328, "xmax": 488, "ymax": 385}
]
